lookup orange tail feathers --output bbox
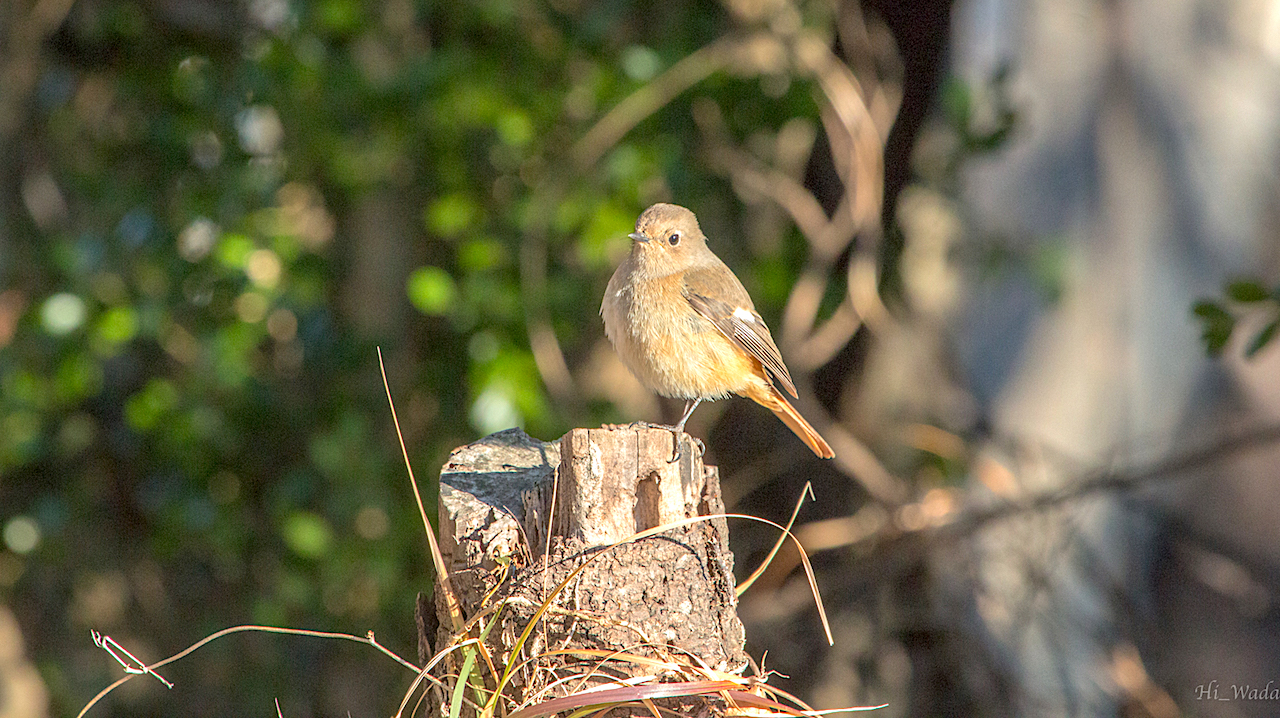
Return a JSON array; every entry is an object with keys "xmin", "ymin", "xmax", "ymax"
[{"xmin": 748, "ymin": 385, "xmax": 835, "ymax": 459}]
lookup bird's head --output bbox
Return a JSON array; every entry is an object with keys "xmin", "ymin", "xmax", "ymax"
[{"xmin": 627, "ymin": 203, "xmax": 712, "ymax": 277}]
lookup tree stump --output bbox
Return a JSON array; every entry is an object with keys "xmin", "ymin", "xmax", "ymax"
[{"xmin": 424, "ymin": 425, "xmax": 748, "ymax": 714}]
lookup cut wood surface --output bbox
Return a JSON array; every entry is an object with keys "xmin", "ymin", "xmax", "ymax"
[{"xmin": 426, "ymin": 425, "xmax": 748, "ymax": 711}]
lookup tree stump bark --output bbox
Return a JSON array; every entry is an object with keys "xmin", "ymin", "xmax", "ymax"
[{"xmin": 424, "ymin": 425, "xmax": 748, "ymax": 714}]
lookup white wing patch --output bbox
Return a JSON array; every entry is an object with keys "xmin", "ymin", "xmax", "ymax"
[{"xmin": 682, "ymin": 277, "xmax": 798, "ymax": 398}]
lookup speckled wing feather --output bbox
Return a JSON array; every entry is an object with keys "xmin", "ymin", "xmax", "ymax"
[{"xmin": 682, "ymin": 266, "xmax": 797, "ymax": 397}]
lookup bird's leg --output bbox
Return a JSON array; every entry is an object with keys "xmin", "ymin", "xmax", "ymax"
[
  {"xmin": 667, "ymin": 398, "xmax": 704, "ymax": 463},
  {"xmin": 674, "ymin": 398, "xmax": 702, "ymax": 433}
]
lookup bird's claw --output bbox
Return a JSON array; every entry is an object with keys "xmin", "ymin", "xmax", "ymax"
[
  {"xmin": 603, "ymin": 420, "xmax": 671, "ymax": 431},
  {"xmin": 603, "ymin": 421, "xmax": 701, "ymax": 463},
  {"xmin": 666, "ymin": 433, "xmax": 704, "ymax": 463}
]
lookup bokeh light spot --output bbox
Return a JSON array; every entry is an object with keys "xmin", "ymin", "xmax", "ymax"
[
  {"xmin": 3, "ymin": 516, "xmax": 41, "ymax": 554},
  {"xmin": 266, "ymin": 308, "xmax": 297, "ymax": 342},
  {"xmin": 471, "ymin": 386, "xmax": 521, "ymax": 434},
  {"xmin": 124, "ymin": 379, "xmax": 178, "ymax": 431},
  {"xmin": 58, "ymin": 413, "xmax": 97, "ymax": 455},
  {"xmin": 246, "ymin": 249, "xmax": 282, "ymax": 288},
  {"xmin": 235, "ymin": 292, "xmax": 269, "ymax": 323},
  {"xmin": 217, "ymin": 233, "xmax": 254, "ymax": 268},
  {"xmin": 178, "ymin": 218, "xmax": 219, "ymax": 261},
  {"xmin": 497, "ymin": 111, "xmax": 533, "ymax": 147},
  {"xmin": 468, "ymin": 331, "xmax": 500, "ymax": 363},
  {"xmin": 235, "ymin": 105, "xmax": 284, "ymax": 156},
  {"xmin": 353, "ymin": 505, "xmax": 389, "ymax": 540},
  {"xmin": 621, "ymin": 45, "xmax": 662, "ymax": 81},
  {"xmin": 41, "ymin": 293, "xmax": 86, "ymax": 335},
  {"xmin": 189, "ymin": 130, "xmax": 224, "ymax": 169}
]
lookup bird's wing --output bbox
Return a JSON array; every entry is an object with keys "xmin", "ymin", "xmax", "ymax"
[{"xmin": 682, "ymin": 266, "xmax": 797, "ymax": 397}]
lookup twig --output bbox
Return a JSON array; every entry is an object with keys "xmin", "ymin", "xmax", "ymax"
[
  {"xmin": 91, "ymin": 631, "xmax": 173, "ymax": 689},
  {"xmin": 796, "ymin": 38, "xmax": 884, "ymax": 230},
  {"xmin": 690, "ymin": 37, "xmax": 904, "ymax": 504},
  {"xmin": 378, "ymin": 347, "xmax": 466, "ymax": 633},
  {"xmin": 819, "ymin": 420, "xmax": 907, "ymax": 506},
  {"xmin": 514, "ymin": 35, "xmax": 744, "ymax": 410},
  {"xmin": 0, "ymin": 0, "xmax": 76, "ymax": 138},
  {"xmin": 79, "ymin": 625, "xmax": 421, "ymax": 718},
  {"xmin": 937, "ymin": 423, "xmax": 1280, "ymax": 541},
  {"xmin": 518, "ymin": 201, "xmax": 580, "ymax": 409},
  {"xmin": 571, "ymin": 36, "xmax": 738, "ymax": 171}
]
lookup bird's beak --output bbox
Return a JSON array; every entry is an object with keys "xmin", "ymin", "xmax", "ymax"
[{"xmin": 628, "ymin": 232, "xmax": 649, "ymax": 243}]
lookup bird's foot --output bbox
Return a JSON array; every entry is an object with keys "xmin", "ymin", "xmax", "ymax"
[
  {"xmin": 667, "ymin": 433, "xmax": 704, "ymax": 464},
  {"xmin": 602, "ymin": 420, "xmax": 670, "ymax": 431},
  {"xmin": 626, "ymin": 421, "xmax": 693, "ymax": 462},
  {"xmin": 600, "ymin": 422, "xmax": 701, "ymax": 462}
]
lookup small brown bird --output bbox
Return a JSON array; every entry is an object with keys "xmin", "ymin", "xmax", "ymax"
[{"xmin": 601, "ymin": 203, "xmax": 834, "ymax": 459}]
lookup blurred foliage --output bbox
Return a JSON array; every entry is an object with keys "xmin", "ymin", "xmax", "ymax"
[
  {"xmin": 884, "ymin": 65, "xmax": 1029, "ymax": 315},
  {"xmin": 937, "ymin": 64, "xmax": 1018, "ymax": 172},
  {"xmin": 1194, "ymin": 279, "xmax": 1280, "ymax": 358},
  {"xmin": 0, "ymin": 0, "xmax": 863, "ymax": 714}
]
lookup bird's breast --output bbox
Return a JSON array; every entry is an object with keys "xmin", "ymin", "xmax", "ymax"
[{"xmin": 603, "ymin": 272, "xmax": 760, "ymax": 400}]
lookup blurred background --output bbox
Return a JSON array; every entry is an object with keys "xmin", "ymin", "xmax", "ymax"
[{"xmin": 2, "ymin": 0, "xmax": 1280, "ymax": 716}]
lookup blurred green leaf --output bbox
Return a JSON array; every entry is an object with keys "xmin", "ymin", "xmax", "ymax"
[
  {"xmin": 407, "ymin": 266, "xmax": 457, "ymax": 316},
  {"xmin": 5, "ymin": 369, "xmax": 49, "ymax": 409},
  {"xmin": 1192, "ymin": 300, "xmax": 1236, "ymax": 356},
  {"xmin": 1226, "ymin": 280, "xmax": 1270, "ymax": 303},
  {"xmin": 53, "ymin": 354, "xmax": 103, "ymax": 403},
  {"xmin": 217, "ymin": 233, "xmax": 256, "ymax": 269},
  {"xmin": 317, "ymin": 0, "xmax": 363, "ymax": 34},
  {"xmin": 426, "ymin": 193, "xmax": 481, "ymax": 238},
  {"xmin": 1246, "ymin": 318, "xmax": 1279, "ymax": 358},
  {"xmin": 282, "ymin": 511, "xmax": 334, "ymax": 559},
  {"xmin": 1029, "ymin": 242, "xmax": 1068, "ymax": 304},
  {"xmin": 496, "ymin": 110, "xmax": 534, "ymax": 148},
  {"xmin": 1192, "ymin": 300, "xmax": 1232, "ymax": 323},
  {"xmin": 458, "ymin": 237, "xmax": 505, "ymax": 272},
  {"xmin": 95, "ymin": 306, "xmax": 138, "ymax": 345},
  {"xmin": 578, "ymin": 202, "xmax": 634, "ymax": 270},
  {"xmin": 1, "ymin": 412, "xmax": 42, "ymax": 466},
  {"xmin": 605, "ymin": 144, "xmax": 642, "ymax": 185},
  {"xmin": 125, "ymin": 378, "xmax": 179, "ymax": 431},
  {"xmin": 940, "ymin": 77, "xmax": 972, "ymax": 132},
  {"xmin": 752, "ymin": 255, "xmax": 791, "ymax": 307}
]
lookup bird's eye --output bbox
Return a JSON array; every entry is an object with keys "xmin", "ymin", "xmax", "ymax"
[{"xmin": 668, "ymin": 232, "xmax": 681, "ymax": 246}]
